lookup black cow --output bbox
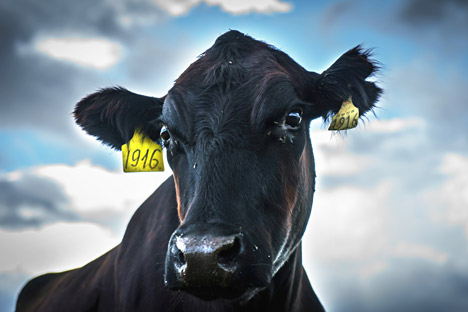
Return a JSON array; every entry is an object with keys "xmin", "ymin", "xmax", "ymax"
[{"xmin": 16, "ymin": 30, "xmax": 381, "ymax": 312}]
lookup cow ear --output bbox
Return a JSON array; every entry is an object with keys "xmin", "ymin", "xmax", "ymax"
[
  {"xmin": 307, "ymin": 45, "xmax": 382, "ymax": 122},
  {"xmin": 74, "ymin": 87, "xmax": 164, "ymax": 150}
]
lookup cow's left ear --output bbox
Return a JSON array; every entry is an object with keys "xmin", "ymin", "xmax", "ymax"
[
  {"xmin": 74, "ymin": 87, "xmax": 164, "ymax": 150},
  {"xmin": 306, "ymin": 45, "xmax": 382, "ymax": 121}
]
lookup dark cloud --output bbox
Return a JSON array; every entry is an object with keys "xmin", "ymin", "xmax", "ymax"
[
  {"xmin": 319, "ymin": 0, "xmax": 468, "ymax": 57},
  {"xmin": 384, "ymin": 63, "xmax": 468, "ymax": 152},
  {"xmin": 400, "ymin": 0, "xmax": 468, "ymax": 25},
  {"xmin": 0, "ymin": 173, "xmax": 78, "ymax": 230},
  {"xmin": 0, "ymin": 0, "xmax": 190, "ymax": 173},
  {"xmin": 315, "ymin": 260, "xmax": 468, "ymax": 312},
  {"xmin": 0, "ymin": 0, "xmax": 110, "ymax": 133},
  {"xmin": 366, "ymin": 261, "xmax": 468, "ymax": 312},
  {"xmin": 398, "ymin": 0, "xmax": 468, "ymax": 56},
  {"xmin": 0, "ymin": 0, "xmax": 169, "ymax": 134}
]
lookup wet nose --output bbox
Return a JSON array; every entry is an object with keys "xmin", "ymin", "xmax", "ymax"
[{"xmin": 169, "ymin": 233, "xmax": 243, "ymax": 288}]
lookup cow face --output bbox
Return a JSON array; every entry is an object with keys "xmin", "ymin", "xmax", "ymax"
[{"xmin": 74, "ymin": 30, "xmax": 381, "ymax": 301}]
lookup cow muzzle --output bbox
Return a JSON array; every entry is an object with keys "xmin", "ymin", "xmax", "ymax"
[{"xmin": 165, "ymin": 226, "xmax": 246, "ymax": 300}]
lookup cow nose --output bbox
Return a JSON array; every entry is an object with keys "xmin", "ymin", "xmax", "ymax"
[{"xmin": 170, "ymin": 233, "xmax": 242, "ymax": 288}]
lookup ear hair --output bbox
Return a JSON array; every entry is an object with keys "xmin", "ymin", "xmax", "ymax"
[
  {"xmin": 74, "ymin": 87, "xmax": 164, "ymax": 150},
  {"xmin": 310, "ymin": 45, "xmax": 382, "ymax": 121}
]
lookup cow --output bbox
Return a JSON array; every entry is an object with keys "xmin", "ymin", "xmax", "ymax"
[{"xmin": 16, "ymin": 30, "xmax": 381, "ymax": 312}]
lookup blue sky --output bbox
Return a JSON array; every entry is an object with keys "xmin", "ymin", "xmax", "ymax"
[{"xmin": 1, "ymin": 0, "xmax": 468, "ymax": 311}]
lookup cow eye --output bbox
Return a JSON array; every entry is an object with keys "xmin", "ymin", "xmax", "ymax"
[
  {"xmin": 285, "ymin": 108, "xmax": 302, "ymax": 127},
  {"xmin": 160, "ymin": 125, "xmax": 171, "ymax": 142}
]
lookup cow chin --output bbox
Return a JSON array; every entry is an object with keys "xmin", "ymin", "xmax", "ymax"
[
  {"xmin": 165, "ymin": 278, "xmax": 268, "ymax": 302},
  {"xmin": 171, "ymin": 285, "xmax": 256, "ymax": 302}
]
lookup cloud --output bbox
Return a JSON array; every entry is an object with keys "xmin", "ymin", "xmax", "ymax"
[
  {"xmin": 319, "ymin": 0, "xmax": 468, "ymax": 58},
  {"xmin": 319, "ymin": 260, "xmax": 468, "ymax": 312},
  {"xmin": 32, "ymin": 160, "xmax": 171, "ymax": 232},
  {"xmin": 205, "ymin": 0, "xmax": 292, "ymax": 15},
  {"xmin": 0, "ymin": 222, "xmax": 120, "ymax": 275},
  {"xmin": 363, "ymin": 117, "xmax": 425, "ymax": 133},
  {"xmin": 1, "ymin": 159, "xmax": 172, "ymax": 234},
  {"xmin": 0, "ymin": 0, "xmax": 167, "ymax": 135},
  {"xmin": 398, "ymin": 0, "xmax": 468, "ymax": 55},
  {"xmin": 0, "ymin": 159, "xmax": 171, "ymax": 310},
  {"xmin": 400, "ymin": 0, "xmax": 468, "ymax": 26},
  {"xmin": 302, "ymin": 179, "xmax": 468, "ymax": 311},
  {"xmin": 0, "ymin": 171, "xmax": 77, "ymax": 230},
  {"xmin": 153, "ymin": 0, "xmax": 292, "ymax": 16},
  {"xmin": 153, "ymin": 0, "xmax": 199, "ymax": 16},
  {"xmin": 312, "ymin": 116, "xmax": 435, "ymax": 192},
  {"xmin": 0, "ymin": 1, "xmax": 106, "ymax": 133},
  {"xmin": 303, "ymin": 182, "xmax": 392, "ymax": 263},
  {"xmin": 393, "ymin": 242, "xmax": 448, "ymax": 264},
  {"xmin": 303, "ymin": 116, "xmax": 468, "ymax": 311},
  {"xmin": 35, "ymin": 37, "xmax": 122, "ymax": 70},
  {"xmin": 427, "ymin": 153, "xmax": 468, "ymax": 239},
  {"xmin": 310, "ymin": 129, "xmax": 374, "ymax": 178},
  {"xmin": 385, "ymin": 59, "xmax": 468, "ymax": 152}
]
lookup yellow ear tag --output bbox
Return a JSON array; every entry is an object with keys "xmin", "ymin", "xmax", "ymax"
[
  {"xmin": 328, "ymin": 98, "xmax": 360, "ymax": 131},
  {"xmin": 121, "ymin": 129, "xmax": 164, "ymax": 172}
]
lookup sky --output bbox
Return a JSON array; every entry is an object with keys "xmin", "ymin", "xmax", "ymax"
[{"xmin": 1, "ymin": 0, "xmax": 467, "ymax": 311}]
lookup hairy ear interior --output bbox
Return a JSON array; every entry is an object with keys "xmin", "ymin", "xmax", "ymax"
[
  {"xmin": 74, "ymin": 87, "xmax": 164, "ymax": 150},
  {"xmin": 309, "ymin": 45, "xmax": 382, "ymax": 122}
]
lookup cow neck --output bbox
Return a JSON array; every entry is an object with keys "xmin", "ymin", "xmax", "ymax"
[{"xmin": 262, "ymin": 243, "xmax": 306, "ymax": 311}]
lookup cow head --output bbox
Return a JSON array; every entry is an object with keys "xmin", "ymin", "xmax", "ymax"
[{"xmin": 74, "ymin": 30, "xmax": 381, "ymax": 301}]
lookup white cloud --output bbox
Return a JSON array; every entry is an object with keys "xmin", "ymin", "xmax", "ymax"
[
  {"xmin": 3, "ymin": 158, "xmax": 172, "ymax": 239},
  {"xmin": 359, "ymin": 261, "xmax": 388, "ymax": 279},
  {"xmin": 0, "ymin": 222, "xmax": 119, "ymax": 276},
  {"xmin": 302, "ymin": 115, "xmax": 468, "ymax": 311},
  {"xmin": 31, "ymin": 159, "xmax": 171, "ymax": 215},
  {"xmin": 428, "ymin": 153, "xmax": 468, "ymax": 239},
  {"xmin": 303, "ymin": 182, "xmax": 392, "ymax": 263},
  {"xmin": 1, "ymin": 159, "xmax": 172, "ymax": 284},
  {"xmin": 310, "ymin": 127, "xmax": 382, "ymax": 177},
  {"xmin": 313, "ymin": 138, "xmax": 373, "ymax": 177},
  {"xmin": 205, "ymin": 0, "xmax": 292, "ymax": 15},
  {"xmin": 35, "ymin": 37, "xmax": 122, "ymax": 69},
  {"xmin": 302, "ymin": 181, "xmax": 393, "ymax": 309},
  {"xmin": 393, "ymin": 242, "xmax": 448, "ymax": 264},
  {"xmin": 153, "ymin": 0, "xmax": 199, "ymax": 16},
  {"xmin": 153, "ymin": 0, "xmax": 292, "ymax": 16},
  {"xmin": 364, "ymin": 117, "xmax": 425, "ymax": 133}
]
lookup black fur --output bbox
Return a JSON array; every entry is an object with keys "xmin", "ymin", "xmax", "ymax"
[
  {"xmin": 74, "ymin": 87, "xmax": 164, "ymax": 150},
  {"xmin": 309, "ymin": 45, "xmax": 382, "ymax": 120}
]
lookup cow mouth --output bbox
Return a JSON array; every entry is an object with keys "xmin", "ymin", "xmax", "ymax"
[
  {"xmin": 178, "ymin": 286, "xmax": 245, "ymax": 301},
  {"xmin": 169, "ymin": 284, "xmax": 265, "ymax": 302}
]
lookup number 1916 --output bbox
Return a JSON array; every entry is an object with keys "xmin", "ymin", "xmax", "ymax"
[
  {"xmin": 329, "ymin": 111, "xmax": 358, "ymax": 130},
  {"xmin": 124, "ymin": 148, "xmax": 160, "ymax": 170}
]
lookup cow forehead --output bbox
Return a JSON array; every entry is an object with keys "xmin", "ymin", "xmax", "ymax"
[
  {"xmin": 163, "ymin": 69, "xmax": 301, "ymax": 137},
  {"xmin": 176, "ymin": 43, "xmax": 285, "ymax": 90},
  {"xmin": 163, "ymin": 75, "xmax": 300, "ymax": 145},
  {"xmin": 160, "ymin": 31, "xmax": 309, "ymax": 143}
]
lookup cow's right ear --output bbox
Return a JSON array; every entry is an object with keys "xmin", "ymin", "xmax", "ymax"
[{"xmin": 74, "ymin": 87, "xmax": 164, "ymax": 150}]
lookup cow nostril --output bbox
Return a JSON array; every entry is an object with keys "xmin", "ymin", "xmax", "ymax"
[
  {"xmin": 177, "ymin": 249, "xmax": 186, "ymax": 265},
  {"xmin": 218, "ymin": 236, "xmax": 241, "ymax": 267}
]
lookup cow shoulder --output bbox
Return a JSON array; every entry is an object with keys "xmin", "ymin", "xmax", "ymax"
[{"xmin": 16, "ymin": 248, "xmax": 117, "ymax": 312}]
